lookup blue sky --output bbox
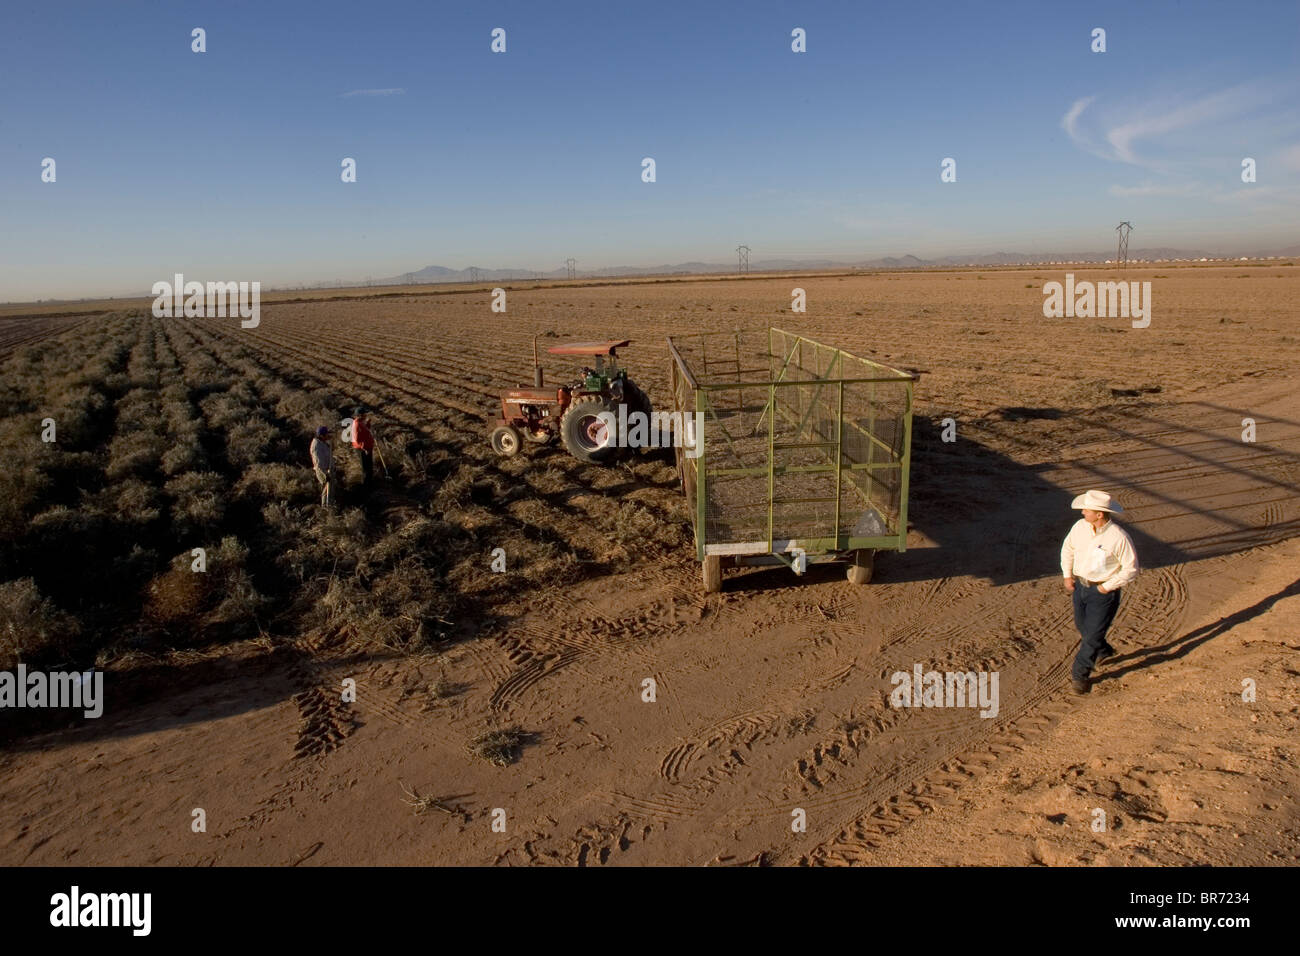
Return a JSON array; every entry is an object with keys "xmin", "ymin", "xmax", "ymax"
[{"xmin": 1, "ymin": 0, "xmax": 1297, "ymax": 300}]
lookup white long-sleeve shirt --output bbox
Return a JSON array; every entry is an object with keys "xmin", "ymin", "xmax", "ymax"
[
  {"xmin": 310, "ymin": 437, "xmax": 333, "ymax": 472},
  {"xmin": 1060, "ymin": 518, "xmax": 1139, "ymax": 592}
]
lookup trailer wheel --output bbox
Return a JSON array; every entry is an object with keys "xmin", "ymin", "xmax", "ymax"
[
  {"xmin": 846, "ymin": 549, "xmax": 875, "ymax": 585},
  {"xmin": 702, "ymin": 555, "xmax": 722, "ymax": 593},
  {"xmin": 490, "ymin": 425, "xmax": 522, "ymax": 457}
]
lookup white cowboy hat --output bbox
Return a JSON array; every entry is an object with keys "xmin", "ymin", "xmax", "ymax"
[{"xmin": 1071, "ymin": 489, "xmax": 1124, "ymax": 513}]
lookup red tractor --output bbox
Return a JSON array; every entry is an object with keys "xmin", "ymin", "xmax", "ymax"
[{"xmin": 490, "ymin": 337, "xmax": 651, "ymax": 464}]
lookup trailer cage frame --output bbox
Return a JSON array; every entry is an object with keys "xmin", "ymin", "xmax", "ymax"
[{"xmin": 667, "ymin": 327, "xmax": 916, "ymax": 592}]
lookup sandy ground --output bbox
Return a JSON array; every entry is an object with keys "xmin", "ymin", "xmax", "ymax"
[{"xmin": 1, "ymin": 266, "xmax": 1297, "ymax": 866}]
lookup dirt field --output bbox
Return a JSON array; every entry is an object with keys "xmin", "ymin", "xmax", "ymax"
[
  {"xmin": 2, "ymin": 266, "xmax": 1298, "ymax": 866},
  {"xmin": 0, "ymin": 313, "xmax": 96, "ymax": 360}
]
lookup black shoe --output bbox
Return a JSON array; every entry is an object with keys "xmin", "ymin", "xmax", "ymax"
[
  {"xmin": 1070, "ymin": 678, "xmax": 1090, "ymax": 695},
  {"xmin": 1096, "ymin": 644, "xmax": 1116, "ymax": 664}
]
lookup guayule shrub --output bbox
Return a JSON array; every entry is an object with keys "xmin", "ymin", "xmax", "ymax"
[
  {"xmin": 106, "ymin": 430, "xmax": 166, "ymax": 480},
  {"xmin": 235, "ymin": 463, "xmax": 316, "ymax": 503},
  {"xmin": 0, "ymin": 577, "xmax": 82, "ymax": 669},
  {"xmin": 143, "ymin": 537, "xmax": 265, "ymax": 641},
  {"xmin": 164, "ymin": 471, "xmax": 226, "ymax": 537}
]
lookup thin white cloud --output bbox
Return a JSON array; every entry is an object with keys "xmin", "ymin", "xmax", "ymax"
[
  {"xmin": 1209, "ymin": 184, "xmax": 1282, "ymax": 203},
  {"xmin": 341, "ymin": 88, "xmax": 406, "ymax": 98},
  {"xmin": 1060, "ymin": 95, "xmax": 1118, "ymax": 163},
  {"xmin": 1064, "ymin": 83, "xmax": 1300, "ymax": 206},
  {"xmin": 1108, "ymin": 181, "xmax": 1291, "ymax": 204},
  {"xmin": 1104, "ymin": 87, "xmax": 1253, "ymax": 165},
  {"xmin": 1062, "ymin": 84, "xmax": 1280, "ymax": 171},
  {"xmin": 1107, "ymin": 180, "xmax": 1218, "ymax": 198},
  {"xmin": 1061, "ymin": 96, "xmax": 1095, "ymax": 142}
]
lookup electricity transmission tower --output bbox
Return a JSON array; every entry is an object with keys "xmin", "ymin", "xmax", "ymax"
[
  {"xmin": 566, "ymin": 258, "xmax": 576, "ymax": 280},
  {"xmin": 736, "ymin": 245, "xmax": 750, "ymax": 274},
  {"xmin": 469, "ymin": 267, "xmax": 481, "ymax": 282},
  {"xmin": 1115, "ymin": 222, "xmax": 1133, "ymax": 268}
]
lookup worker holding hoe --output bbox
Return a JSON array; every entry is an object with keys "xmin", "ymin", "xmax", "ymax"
[
  {"xmin": 310, "ymin": 425, "xmax": 336, "ymax": 508},
  {"xmin": 351, "ymin": 406, "xmax": 376, "ymax": 487},
  {"xmin": 1060, "ymin": 490, "xmax": 1139, "ymax": 694}
]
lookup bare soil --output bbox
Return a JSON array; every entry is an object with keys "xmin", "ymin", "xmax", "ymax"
[{"xmin": 2, "ymin": 266, "xmax": 1297, "ymax": 866}]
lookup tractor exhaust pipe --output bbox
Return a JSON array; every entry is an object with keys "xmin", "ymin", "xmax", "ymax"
[{"xmin": 533, "ymin": 333, "xmax": 543, "ymax": 387}]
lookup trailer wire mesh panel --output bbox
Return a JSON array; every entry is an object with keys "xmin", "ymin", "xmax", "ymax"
[{"xmin": 668, "ymin": 328, "xmax": 915, "ymax": 563}]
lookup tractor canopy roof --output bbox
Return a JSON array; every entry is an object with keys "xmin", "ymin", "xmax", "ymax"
[{"xmin": 546, "ymin": 340, "xmax": 631, "ymax": 356}]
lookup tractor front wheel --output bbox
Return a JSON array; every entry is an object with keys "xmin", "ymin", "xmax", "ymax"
[
  {"xmin": 560, "ymin": 397, "xmax": 619, "ymax": 464},
  {"xmin": 490, "ymin": 425, "xmax": 522, "ymax": 457}
]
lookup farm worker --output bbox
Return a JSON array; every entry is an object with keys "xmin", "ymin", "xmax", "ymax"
[
  {"xmin": 1060, "ymin": 490, "xmax": 1139, "ymax": 694},
  {"xmin": 351, "ymin": 406, "xmax": 375, "ymax": 487},
  {"xmin": 310, "ymin": 425, "xmax": 336, "ymax": 508}
]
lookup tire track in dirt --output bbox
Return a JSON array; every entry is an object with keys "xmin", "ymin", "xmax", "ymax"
[
  {"xmin": 1256, "ymin": 498, "xmax": 1288, "ymax": 547},
  {"xmin": 463, "ymin": 638, "xmax": 515, "ymax": 689},
  {"xmin": 487, "ymin": 591, "xmax": 690, "ymax": 714},
  {"xmin": 788, "ymin": 564, "xmax": 1190, "ymax": 864},
  {"xmin": 568, "ymin": 574, "xmax": 1081, "ymax": 863},
  {"xmin": 868, "ymin": 582, "xmax": 1024, "ymax": 661},
  {"xmin": 603, "ymin": 791, "xmax": 704, "ymax": 822},
  {"xmin": 785, "ymin": 588, "xmax": 1074, "ymax": 794},
  {"xmin": 337, "ymin": 658, "xmax": 473, "ymax": 732},
  {"xmin": 291, "ymin": 685, "xmax": 354, "ymax": 758},
  {"xmin": 281, "ymin": 634, "xmax": 360, "ymax": 760},
  {"xmin": 582, "ymin": 564, "xmax": 1188, "ymax": 865},
  {"xmin": 653, "ymin": 651, "xmax": 862, "ymax": 792},
  {"xmin": 659, "ymin": 708, "xmax": 787, "ymax": 785},
  {"xmin": 790, "ymin": 650, "xmax": 1078, "ymax": 851}
]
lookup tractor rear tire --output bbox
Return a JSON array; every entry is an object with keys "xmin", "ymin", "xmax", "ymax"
[
  {"xmin": 560, "ymin": 396, "xmax": 619, "ymax": 464},
  {"xmin": 490, "ymin": 425, "xmax": 522, "ymax": 458},
  {"xmin": 846, "ymin": 549, "xmax": 875, "ymax": 585},
  {"xmin": 702, "ymin": 555, "xmax": 722, "ymax": 593}
]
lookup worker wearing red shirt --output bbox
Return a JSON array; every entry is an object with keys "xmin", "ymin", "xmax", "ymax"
[{"xmin": 351, "ymin": 406, "xmax": 376, "ymax": 487}]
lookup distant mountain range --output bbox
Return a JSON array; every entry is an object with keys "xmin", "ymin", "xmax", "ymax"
[
  {"xmin": 361, "ymin": 245, "xmax": 1300, "ymax": 287},
  {"xmin": 16, "ymin": 244, "xmax": 1298, "ymax": 305}
]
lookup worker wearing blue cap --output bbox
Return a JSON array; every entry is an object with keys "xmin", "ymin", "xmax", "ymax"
[{"xmin": 310, "ymin": 425, "xmax": 336, "ymax": 508}]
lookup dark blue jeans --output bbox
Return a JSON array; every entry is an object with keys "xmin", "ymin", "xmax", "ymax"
[{"xmin": 1072, "ymin": 582, "xmax": 1120, "ymax": 681}]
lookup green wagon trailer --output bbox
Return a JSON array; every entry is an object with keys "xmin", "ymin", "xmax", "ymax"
[{"xmin": 666, "ymin": 328, "xmax": 916, "ymax": 593}]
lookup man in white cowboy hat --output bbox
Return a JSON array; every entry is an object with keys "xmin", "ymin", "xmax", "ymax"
[{"xmin": 1060, "ymin": 490, "xmax": 1139, "ymax": 694}]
